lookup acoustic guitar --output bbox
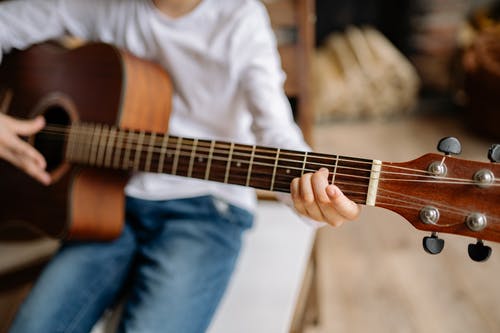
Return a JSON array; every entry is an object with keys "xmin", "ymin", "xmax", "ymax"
[{"xmin": 0, "ymin": 43, "xmax": 499, "ymax": 261}]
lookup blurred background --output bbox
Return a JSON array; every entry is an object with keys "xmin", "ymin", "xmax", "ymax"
[{"xmin": 307, "ymin": 0, "xmax": 500, "ymax": 332}]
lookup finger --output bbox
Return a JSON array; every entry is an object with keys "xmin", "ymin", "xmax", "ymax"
[
  {"xmin": 11, "ymin": 136, "xmax": 47, "ymax": 169},
  {"xmin": 311, "ymin": 168, "xmax": 331, "ymax": 204},
  {"xmin": 326, "ymin": 185, "xmax": 361, "ymax": 221},
  {"xmin": 299, "ymin": 172, "xmax": 325, "ymax": 221},
  {"xmin": 9, "ymin": 116, "xmax": 46, "ymax": 136},
  {"xmin": 17, "ymin": 153, "xmax": 51, "ymax": 185},
  {"xmin": 290, "ymin": 177, "xmax": 307, "ymax": 215},
  {"xmin": 4, "ymin": 134, "xmax": 51, "ymax": 185},
  {"xmin": 311, "ymin": 169, "xmax": 348, "ymax": 226},
  {"xmin": 23, "ymin": 161, "xmax": 51, "ymax": 185},
  {"xmin": 7, "ymin": 145, "xmax": 51, "ymax": 185}
]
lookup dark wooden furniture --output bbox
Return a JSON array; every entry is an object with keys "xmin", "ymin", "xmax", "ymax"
[{"xmin": 263, "ymin": 0, "xmax": 315, "ymax": 145}]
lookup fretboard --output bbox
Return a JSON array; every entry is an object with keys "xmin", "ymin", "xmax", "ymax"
[{"xmin": 63, "ymin": 124, "xmax": 377, "ymax": 204}]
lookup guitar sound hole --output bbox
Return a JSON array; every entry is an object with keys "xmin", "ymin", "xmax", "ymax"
[{"xmin": 34, "ymin": 106, "xmax": 71, "ymax": 172}]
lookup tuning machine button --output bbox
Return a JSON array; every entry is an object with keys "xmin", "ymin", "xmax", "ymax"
[
  {"xmin": 465, "ymin": 212, "xmax": 488, "ymax": 232},
  {"xmin": 468, "ymin": 240, "xmax": 492, "ymax": 262},
  {"xmin": 488, "ymin": 144, "xmax": 500, "ymax": 163},
  {"xmin": 423, "ymin": 233, "xmax": 445, "ymax": 255},
  {"xmin": 429, "ymin": 137, "xmax": 462, "ymax": 177},
  {"xmin": 437, "ymin": 137, "xmax": 462, "ymax": 156}
]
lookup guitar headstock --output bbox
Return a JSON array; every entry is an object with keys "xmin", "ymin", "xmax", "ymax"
[{"xmin": 377, "ymin": 138, "xmax": 500, "ymax": 262}]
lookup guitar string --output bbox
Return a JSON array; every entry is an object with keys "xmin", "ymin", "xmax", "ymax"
[
  {"xmin": 61, "ymin": 127, "xmax": 500, "ymax": 223},
  {"xmin": 40, "ymin": 124, "xmax": 437, "ymax": 177},
  {"xmin": 44, "ymin": 123, "xmax": 500, "ymax": 185},
  {"xmin": 37, "ymin": 126, "xmax": 500, "ymax": 186},
  {"xmin": 38, "ymin": 130, "xmax": 500, "ymax": 191},
  {"xmin": 33, "ymin": 129, "xmax": 500, "ymax": 230},
  {"xmin": 376, "ymin": 187, "xmax": 500, "ymax": 222},
  {"xmin": 42, "ymin": 124, "xmax": 498, "ymax": 183},
  {"xmin": 39, "ymin": 131, "xmax": 500, "ymax": 196},
  {"xmin": 35, "ymin": 129, "xmax": 500, "ymax": 224},
  {"xmin": 40, "ymin": 130, "xmax": 498, "ymax": 188},
  {"xmin": 57, "ymin": 126, "xmax": 500, "ymax": 223}
]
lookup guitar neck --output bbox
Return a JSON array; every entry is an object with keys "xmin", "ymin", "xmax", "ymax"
[{"xmin": 63, "ymin": 123, "xmax": 381, "ymax": 205}]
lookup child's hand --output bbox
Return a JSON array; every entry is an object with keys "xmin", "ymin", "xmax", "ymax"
[
  {"xmin": 290, "ymin": 168, "xmax": 360, "ymax": 227},
  {"xmin": 0, "ymin": 113, "xmax": 51, "ymax": 185}
]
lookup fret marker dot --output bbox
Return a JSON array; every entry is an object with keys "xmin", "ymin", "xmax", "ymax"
[
  {"xmin": 236, "ymin": 162, "xmax": 242, "ymax": 167},
  {"xmin": 198, "ymin": 157, "xmax": 204, "ymax": 162},
  {"xmin": 286, "ymin": 169, "xmax": 290, "ymax": 174}
]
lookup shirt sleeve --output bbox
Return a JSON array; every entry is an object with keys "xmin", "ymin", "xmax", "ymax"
[
  {"xmin": 0, "ymin": 0, "xmax": 108, "ymax": 61},
  {"xmin": 234, "ymin": 1, "xmax": 310, "ymax": 152},
  {"xmin": 232, "ymin": 1, "xmax": 326, "ymax": 226}
]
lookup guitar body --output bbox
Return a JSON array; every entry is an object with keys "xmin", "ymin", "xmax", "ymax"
[{"xmin": 0, "ymin": 43, "xmax": 172, "ymax": 240}]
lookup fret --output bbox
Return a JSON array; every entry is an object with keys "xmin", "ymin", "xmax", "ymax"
[
  {"xmin": 122, "ymin": 130, "xmax": 134, "ymax": 170},
  {"xmin": 144, "ymin": 133, "xmax": 156, "ymax": 172},
  {"xmin": 95, "ymin": 125, "xmax": 109, "ymax": 167},
  {"xmin": 132, "ymin": 131, "xmax": 145, "ymax": 171},
  {"xmin": 226, "ymin": 144, "xmax": 252, "ymax": 187},
  {"xmin": 270, "ymin": 148, "xmax": 305, "ymax": 193},
  {"xmin": 157, "ymin": 134, "xmax": 169, "ymax": 173},
  {"xmin": 332, "ymin": 155, "xmax": 373, "ymax": 204},
  {"xmin": 112, "ymin": 129, "xmax": 125, "ymax": 169},
  {"xmin": 269, "ymin": 148, "xmax": 280, "ymax": 191},
  {"xmin": 60, "ymin": 123, "xmax": 374, "ymax": 199},
  {"xmin": 104, "ymin": 127, "xmax": 117, "ymax": 168},
  {"xmin": 65, "ymin": 125, "xmax": 76, "ymax": 161},
  {"xmin": 172, "ymin": 137, "xmax": 183, "ymax": 175},
  {"xmin": 248, "ymin": 147, "xmax": 276, "ymax": 190},
  {"xmin": 246, "ymin": 145, "xmax": 256, "ymax": 187},
  {"xmin": 86, "ymin": 126, "xmax": 95, "ymax": 163},
  {"xmin": 224, "ymin": 142, "xmax": 235, "ymax": 184},
  {"xmin": 305, "ymin": 153, "xmax": 341, "ymax": 179},
  {"xmin": 331, "ymin": 155, "xmax": 339, "ymax": 184},
  {"xmin": 187, "ymin": 138, "xmax": 198, "ymax": 178},
  {"xmin": 207, "ymin": 141, "xmax": 231, "ymax": 183},
  {"xmin": 204, "ymin": 140, "xmax": 216, "ymax": 180},
  {"xmin": 80, "ymin": 124, "xmax": 93, "ymax": 164},
  {"xmin": 89, "ymin": 124, "xmax": 102, "ymax": 166},
  {"xmin": 301, "ymin": 151, "xmax": 308, "ymax": 176},
  {"xmin": 69, "ymin": 125, "xmax": 82, "ymax": 162}
]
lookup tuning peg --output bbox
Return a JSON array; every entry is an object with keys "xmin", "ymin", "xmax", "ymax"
[
  {"xmin": 423, "ymin": 233, "xmax": 445, "ymax": 255},
  {"xmin": 468, "ymin": 240, "xmax": 492, "ymax": 262},
  {"xmin": 437, "ymin": 137, "xmax": 462, "ymax": 155},
  {"xmin": 488, "ymin": 144, "xmax": 500, "ymax": 163}
]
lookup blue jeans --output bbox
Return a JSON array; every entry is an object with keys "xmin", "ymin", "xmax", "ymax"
[{"xmin": 9, "ymin": 195, "xmax": 253, "ymax": 333}]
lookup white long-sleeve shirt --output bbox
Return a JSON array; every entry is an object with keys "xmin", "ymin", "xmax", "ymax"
[{"xmin": 0, "ymin": 0, "xmax": 309, "ymax": 212}]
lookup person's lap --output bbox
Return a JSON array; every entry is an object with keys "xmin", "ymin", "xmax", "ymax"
[{"xmin": 9, "ymin": 195, "xmax": 253, "ymax": 333}]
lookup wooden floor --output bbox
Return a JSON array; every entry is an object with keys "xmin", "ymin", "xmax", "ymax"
[{"xmin": 306, "ymin": 113, "xmax": 500, "ymax": 333}]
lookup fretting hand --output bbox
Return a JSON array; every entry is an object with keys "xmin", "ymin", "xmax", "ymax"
[
  {"xmin": 290, "ymin": 168, "xmax": 361, "ymax": 227},
  {"xmin": 0, "ymin": 113, "xmax": 51, "ymax": 185}
]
